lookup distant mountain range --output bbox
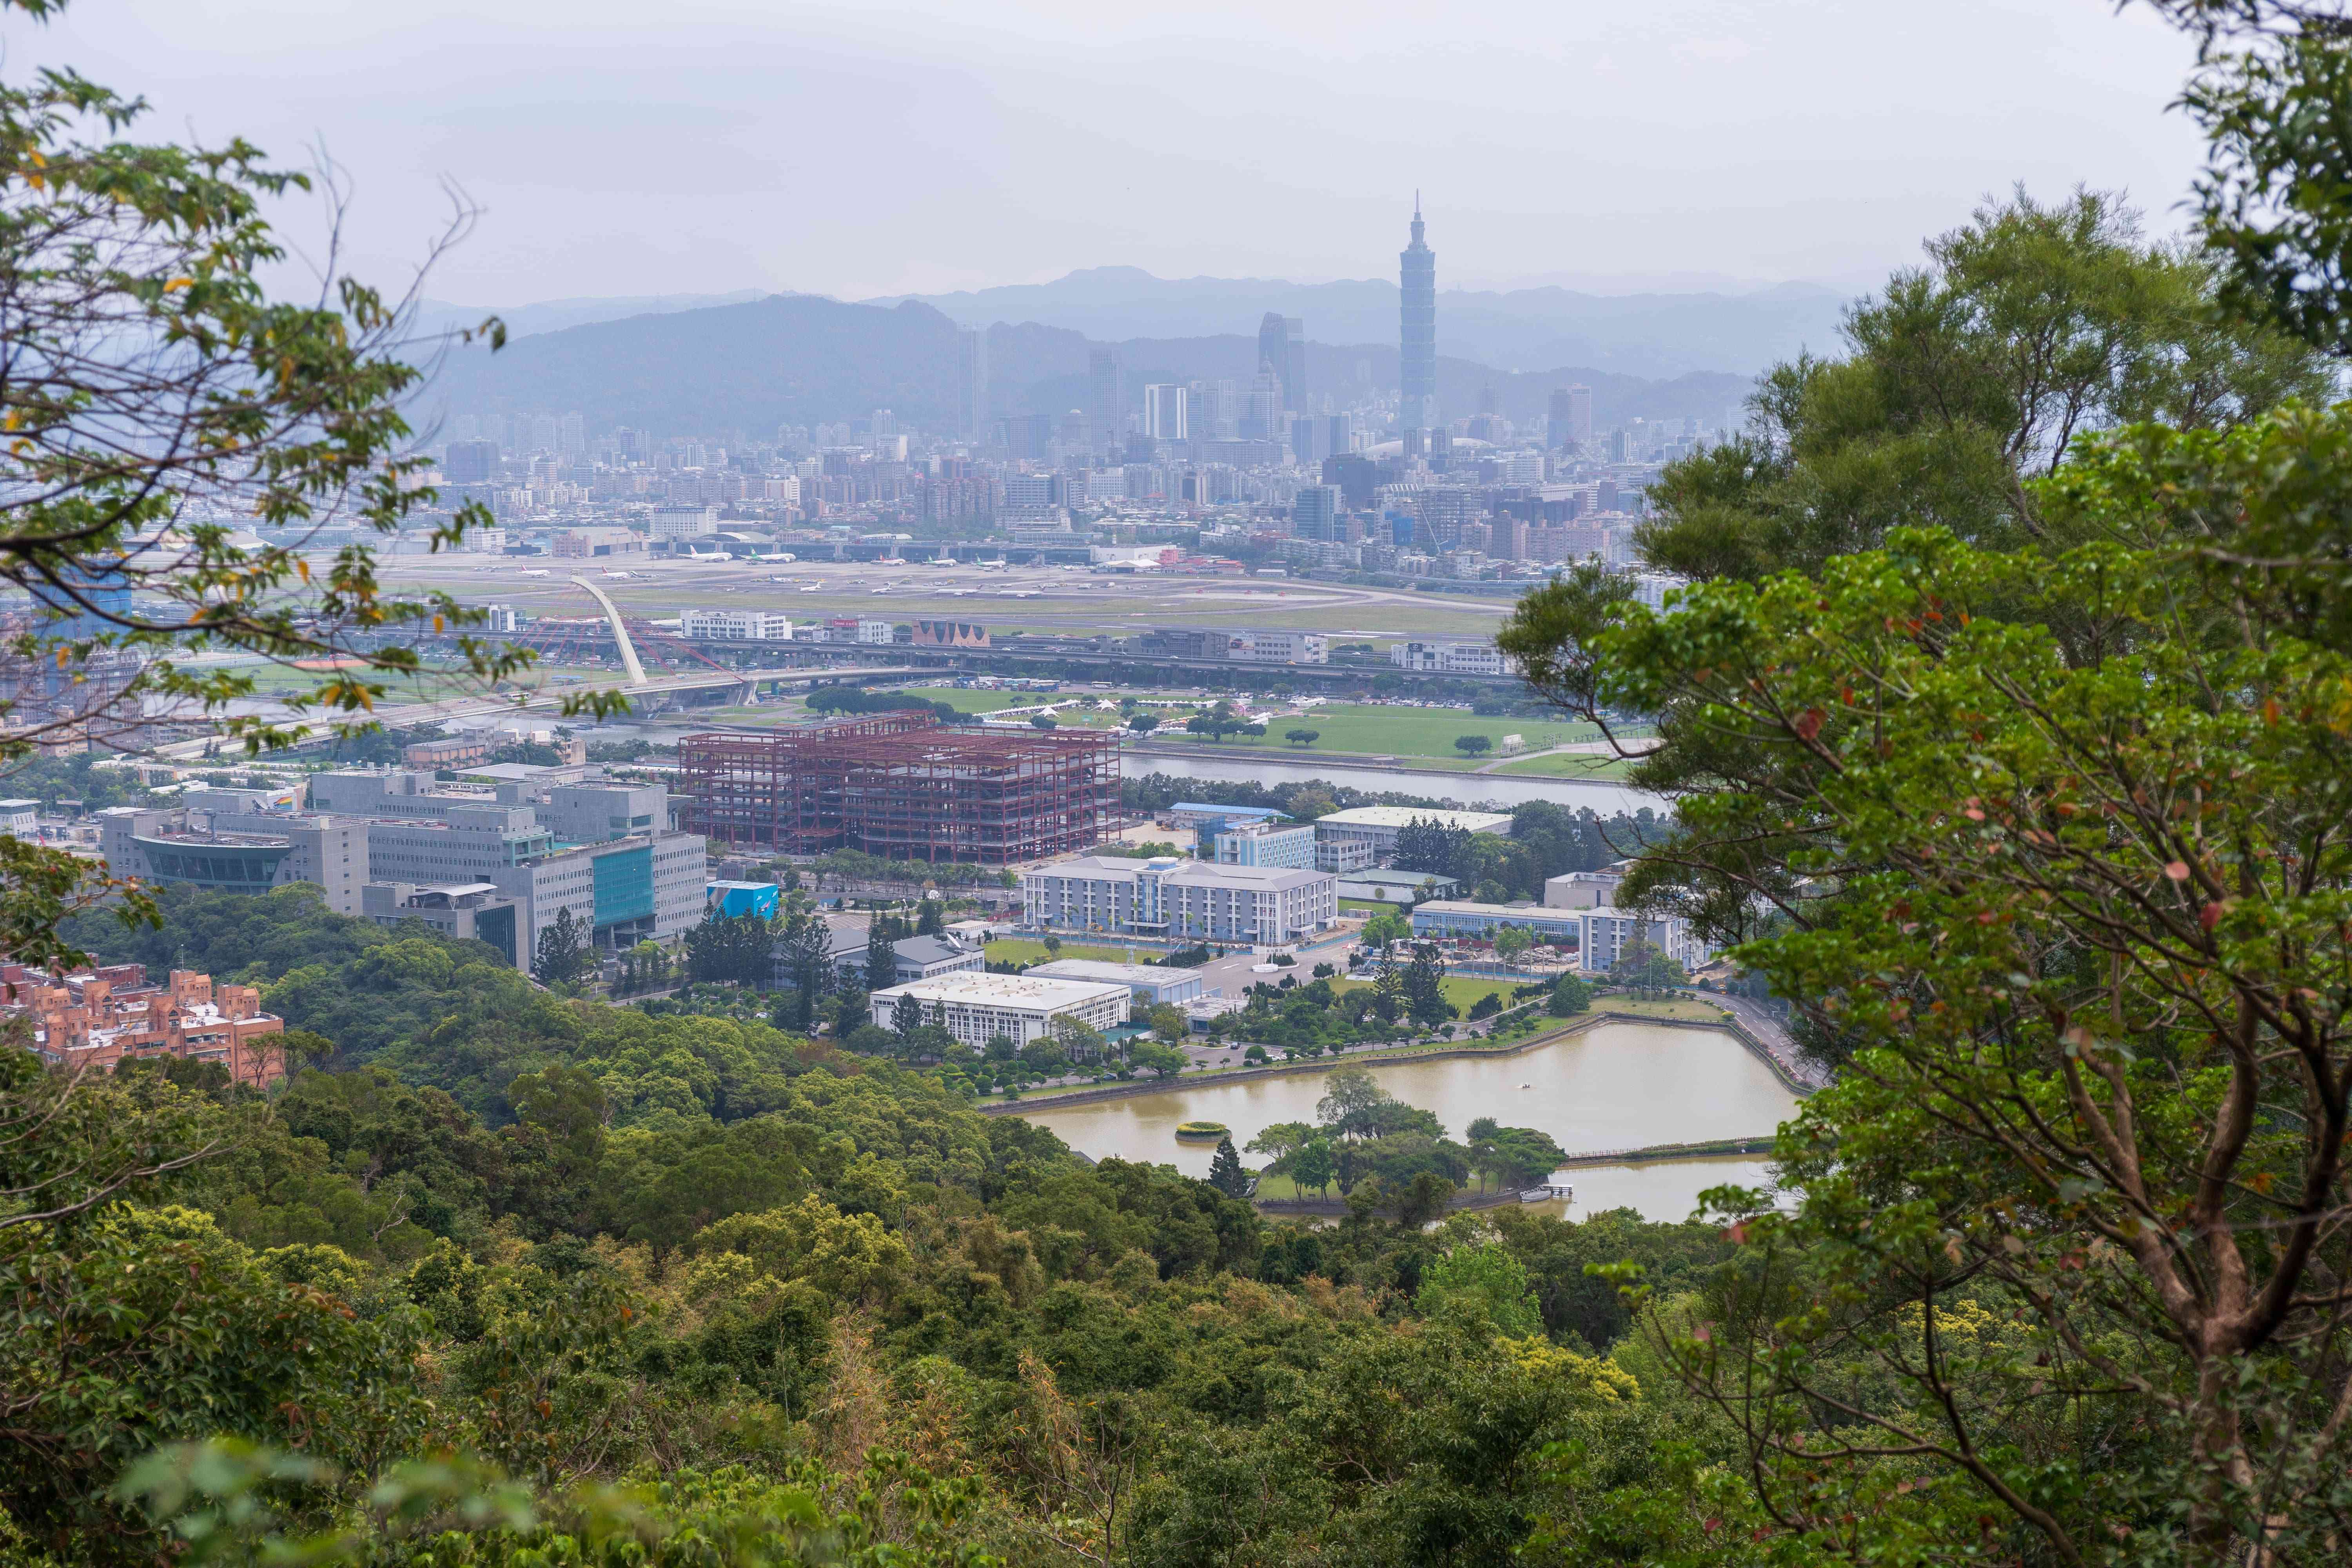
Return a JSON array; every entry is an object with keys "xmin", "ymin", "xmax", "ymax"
[
  {"xmin": 414, "ymin": 293, "xmax": 1760, "ymax": 439},
  {"xmin": 412, "ymin": 290, "xmax": 771, "ymax": 343},
  {"xmin": 868, "ymin": 266, "xmax": 1850, "ymax": 379}
]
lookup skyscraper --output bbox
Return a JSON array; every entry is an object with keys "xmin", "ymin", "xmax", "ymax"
[
  {"xmin": 1399, "ymin": 198, "xmax": 1437, "ymax": 432},
  {"xmin": 956, "ymin": 328, "xmax": 989, "ymax": 441},
  {"xmin": 1257, "ymin": 312, "xmax": 1307, "ymax": 413},
  {"xmin": 1143, "ymin": 384, "xmax": 1188, "ymax": 441},
  {"xmin": 1291, "ymin": 484, "xmax": 1342, "ymax": 542},
  {"xmin": 1087, "ymin": 349, "xmax": 1126, "ymax": 454},
  {"xmin": 1548, "ymin": 384, "xmax": 1593, "ymax": 449}
]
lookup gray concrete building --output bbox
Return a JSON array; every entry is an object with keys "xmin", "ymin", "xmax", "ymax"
[{"xmin": 96, "ymin": 807, "xmax": 370, "ymax": 916}]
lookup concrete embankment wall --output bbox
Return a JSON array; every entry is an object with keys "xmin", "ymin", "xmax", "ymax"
[{"xmin": 978, "ymin": 1007, "xmax": 1809, "ymax": 1118}]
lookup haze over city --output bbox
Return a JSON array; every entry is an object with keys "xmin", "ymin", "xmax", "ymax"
[{"xmin": 34, "ymin": 0, "xmax": 2208, "ymax": 303}]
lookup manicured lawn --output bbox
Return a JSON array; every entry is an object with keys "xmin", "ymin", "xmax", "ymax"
[
  {"xmin": 1340, "ymin": 898, "xmax": 1412, "ymax": 915},
  {"xmin": 1251, "ymin": 1171, "xmax": 1337, "ymax": 1201},
  {"xmin": 1327, "ymin": 974, "xmax": 1523, "ymax": 1015},
  {"xmin": 1150, "ymin": 702, "xmax": 1601, "ymax": 763},
  {"xmin": 981, "ymin": 938, "xmax": 1151, "ymax": 967},
  {"xmin": 1491, "ymin": 750, "xmax": 1638, "ymax": 779}
]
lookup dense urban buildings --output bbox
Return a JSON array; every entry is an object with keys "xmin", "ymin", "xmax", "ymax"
[
  {"xmin": 96, "ymin": 768, "xmax": 704, "ymax": 964},
  {"xmin": 5, "ymin": 962, "xmax": 289, "ymax": 1088},
  {"xmin": 383, "ymin": 189, "xmax": 1729, "ymax": 689}
]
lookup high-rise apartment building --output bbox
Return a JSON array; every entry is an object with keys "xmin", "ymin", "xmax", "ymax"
[
  {"xmin": 1243, "ymin": 369, "xmax": 1283, "ymax": 439},
  {"xmin": 1549, "ymin": 385, "xmax": 1593, "ymax": 449},
  {"xmin": 956, "ymin": 328, "xmax": 989, "ymax": 441},
  {"xmin": 1399, "ymin": 199, "xmax": 1437, "ymax": 432},
  {"xmin": 1256, "ymin": 313, "xmax": 1307, "ymax": 413},
  {"xmin": 444, "ymin": 441, "xmax": 497, "ymax": 484},
  {"xmin": 1087, "ymin": 349, "xmax": 1125, "ymax": 452},
  {"xmin": 1292, "ymin": 484, "xmax": 1342, "ymax": 542},
  {"xmin": 1143, "ymin": 383, "xmax": 1188, "ymax": 441}
]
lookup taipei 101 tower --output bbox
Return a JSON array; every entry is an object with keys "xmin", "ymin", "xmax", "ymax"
[{"xmin": 1398, "ymin": 196, "xmax": 1437, "ymax": 433}]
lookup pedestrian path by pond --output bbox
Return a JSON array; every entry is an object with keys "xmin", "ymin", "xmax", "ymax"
[{"xmin": 1013, "ymin": 1020, "xmax": 1797, "ymax": 1223}]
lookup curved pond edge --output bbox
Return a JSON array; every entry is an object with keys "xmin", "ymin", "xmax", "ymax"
[{"xmin": 979, "ymin": 1008, "xmax": 1814, "ymax": 1118}]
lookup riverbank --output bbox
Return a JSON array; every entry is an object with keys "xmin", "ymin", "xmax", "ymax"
[
  {"xmin": 980, "ymin": 1007, "xmax": 1813, "ymax": 1117},
  {"xmin": 1118, "ymin": 751, "xmax": 1659, "ymax": 813},
  {"xmin": 1254, "ymin": 1185, "xmax": 1535, "ymax": 1218}
]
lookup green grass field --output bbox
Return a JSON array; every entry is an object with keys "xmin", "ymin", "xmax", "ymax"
[
  {"xmin": 1147, "ymin": 703, "xmax": 1600, "ymax": 763},
  {"xmin": 981, "ymin": 938, "xmax": 1154, "ymax": 967},
  {"xmin": 1328, "ymin": 974, "xmax": 1521, "ymax": 1014},
  {"xmin": 1490, "ymin": 751, "xmax": 1637, "ymax": 779}
]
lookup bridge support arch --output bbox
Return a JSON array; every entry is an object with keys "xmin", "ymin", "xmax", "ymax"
[{"xmin": 567, "ymin": 576, "xmax": 648, "ymax": 686}]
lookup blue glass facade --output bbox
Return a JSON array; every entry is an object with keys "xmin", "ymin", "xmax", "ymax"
[{"xmin": 592, "ymin": 843, "xmax": 654, "ymax": 932}]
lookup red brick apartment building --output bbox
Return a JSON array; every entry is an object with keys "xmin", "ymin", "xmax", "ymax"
[{"xmin": 3, "ymin": 962, "xmax": 289, "ymax": 1088}]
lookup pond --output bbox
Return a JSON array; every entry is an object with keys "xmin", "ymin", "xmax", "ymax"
[{"xmin": 1012, "ymin": 1020, "xmax": 1795, "ymax": 1223}]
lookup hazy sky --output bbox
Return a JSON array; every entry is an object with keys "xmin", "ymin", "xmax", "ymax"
[{"xmin": 22, "ymin": 0, "xmax": 2209, "ymax": 305}]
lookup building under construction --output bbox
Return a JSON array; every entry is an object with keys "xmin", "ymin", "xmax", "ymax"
[{"xmin": 675, "ymin": 713, "xmax": 1119, "ymax": 864}]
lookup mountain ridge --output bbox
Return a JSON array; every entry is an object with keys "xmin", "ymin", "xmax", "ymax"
[{"xmin": 414, "ymin": 293, "xmax": 1755, "ymax": 438}]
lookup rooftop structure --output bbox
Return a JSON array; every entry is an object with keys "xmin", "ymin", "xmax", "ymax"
[
  {"xmin": 706, "ymin": 880, "xmax": 781, "ymax": 920},
  {"xmin": 1314, "ymin": 806, "xmax": 1515, "ymax": 834},
  {"xmin": 1337, "ymin": 869, "xmax": 1458, "ymax": 903},
  {"xmin": 1406, "ymin": 900, "xmax": 1584, "ymax": 944},
  {"xmin": 1166, "ymin": 802, "xmax": 1289, "ymax": 828},
  {"xmin": 1024, "ymin": 957, "xmax": 1209, "ymax": 1007},
  {"xmin": 1543, "ymin": 870, "xmax": 1623, "ymax": 909},
  {"xmin": 4, "ymin": 961, "xmax": 288, "ymax": 1088},
  {"xmin": 675, "ymin": 713, "xmax": 1118, "ymax": 865},
  {"xmin": 866, "ymin": 969, "xmax": 1131, "ymax": 1047},
  {"xmin": 832, "ymin": 932, "xmax": 986, "ymax": 987}
]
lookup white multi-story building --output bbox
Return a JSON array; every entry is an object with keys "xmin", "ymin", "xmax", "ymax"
[
  {"xmin": 1221, "ymin": 630, "xmax": 1328, "ymax": 664},
  {"xmin": 1628, "ymin": 572, "xmax": 1691, "ymax": 611},
  {"xmin": 651, "ymin": 506, "xmax": 718, "ymax": 539},
  {"xmin": 680, "ymin": 608, "xmax": 793, "ymax": 641},
  {"xmin": 1389, "ymin": 639, "xmax": 1514, "ymax": 675},
  {"xmin": 867, "ymin": 971, "xmax": 1129, "ymax": 1048},
  {"xmin": 1570, "ymin": 908, "xmax": 1716, "ymax": 975},
  {"xmin": 1311, "ymin": 806, "xmax": 1513, "ymax": 869},
  {"xmin": 1022, "ymin": 855, "xmax": 1336, "ymax": 946},
  {"xmin": 1143, "ymin": 383, "xmax": 1188, "ymax": 441},
  {"xmin": 1212, "ymin": 821, "xmax": 1318, "ymax": 869}
]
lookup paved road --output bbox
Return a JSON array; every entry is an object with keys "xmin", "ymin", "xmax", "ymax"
[{"xmin": 1714, "ymin": 993, "xmax": 1827, "ymax": 1090}]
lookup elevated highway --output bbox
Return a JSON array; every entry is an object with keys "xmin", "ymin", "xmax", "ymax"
[{"xmin": 149, "ymin": 663, "xmax": 922, "ymax": 762}]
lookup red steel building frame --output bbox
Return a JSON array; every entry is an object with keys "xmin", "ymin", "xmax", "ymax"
[{"xmin": 675, "ymin": 714, "xmax": 1119, "ymax": 864}]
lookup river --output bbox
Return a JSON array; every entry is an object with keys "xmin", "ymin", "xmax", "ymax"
[
  {"xmin": 1124, "ymin": 749, "xmax": 1661, "ymax": 813},
  {"xmin": 1013, "ymin": 1020, "xmax": 1793, "ymax": 1222}
]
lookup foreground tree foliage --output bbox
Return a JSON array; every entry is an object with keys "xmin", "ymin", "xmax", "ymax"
[
  {"xmin": 1557, "ymin": 461, "xmax": 2352, "ymax": 1557},
  {"xmin": 2, "ymin": 895, "xmax": 1765, "ymax": 1565}
]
